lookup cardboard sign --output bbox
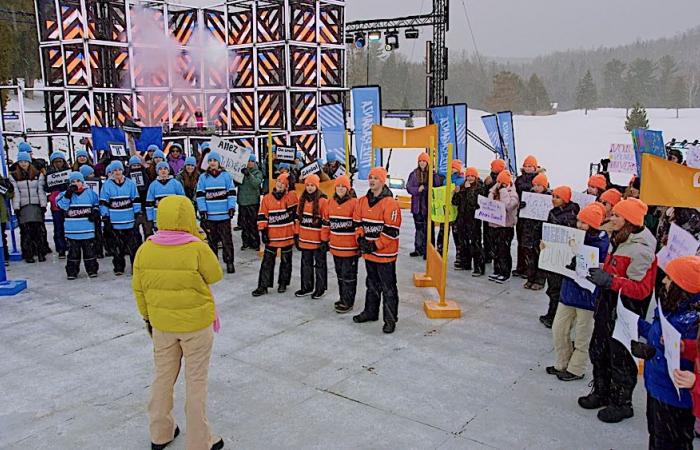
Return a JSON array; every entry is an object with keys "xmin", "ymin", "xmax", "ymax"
[
  {"xmin": 130, "ymin": 171, "xmax": 145, "ymax": 187},
  {"xmin": 275, "ymin": 146, "xmax": 296, "ymax": 162},
  {"xmin": 474, "ymin": 195, "xmax": 506, "ymax": 227},
  {"xmin": 686, "ymin": 145, "xmax": 700, "ymax": 169},
  {"xmin": 572, "ymin": 191, "xmax": 596, "ymax": 209},
  {"xmin": 201, "ymin": 136, "xmax": 251, "ymax": 183},
  {"xmin": 612, "ymin": 295, "xmax": 640, "ymax": 358},
  {"xmin": 519, "ymin": 192, "xmax": 552, "ymax": 221},
  {"xmin": 659, "ymin": 300, "xmax": 682, "ymax": 399},
  {"xmin": 0, "ymin": 184, "xmax": 8, "ymax": 195},
  {"xmin": 46, "ymin": 169, "xmax": 71, "ymax": 188},
  {"xmin": 109, "ymin": 142, "xmax": 128, "ymax": 157},
  {"xmin": 538, "ymin": 223, "xmax": 586, "ymax": 278},
  {"xmin": 656, "ymin": 222, "xmax": 700, "ymax": 270},
  {"xmin": 300, "ymin": 160, "xmax": 322, "ymax": 180},
  {"xmin": 85, "ymin": 180, "xmax": 100, "ymax": 196},
  {"xmin": 609, "ymin": 144, "xmax": 637, "ymax": 174},
  {"xmin": 333, "ymin": 164, "xmax": 346, "ymax": 178}
]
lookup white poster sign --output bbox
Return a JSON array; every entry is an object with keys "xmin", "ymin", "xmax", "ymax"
[
  {"xmin": 519, "ymin": 192, "xmax": 552, "ymax": 221},
  {"xmin": 46, "ymin": 169, "xmax": 71, "ymax": 188},
  {"xmin": 333, "ymin": 164, "xmax": 346, "ymax": 178},
  {"xmin": 539, "ymin": 223, "xmax": 586, "ymax": 277},
  {"xmin": 659, "ymin": 301, "xmax": 682, "ymax": 399},
  {"xmin": 656, "ymin": 223, "xmax": 700, "ymax": 270},
  {"xmin": 612, "ymin": 295, "xmax": 640, "ymax": 357},
  {"xmin": 130, "ymin": 171, "xmax": 145, "ymax": 187},
  {"xmin": 686, "ymin": 145, "xmax": 700, "ymax": 169},
  {"xmin": 200, "ymin": 136, "xmax": 251, "ymax": 183},
  {"xmin": 85, "ymin": 180, "xmax": 100, "ymax": 196},
  {"xmin": 572, "ymin": 191, "xmax": 597, "ymax": 209},
  {"xmin": 609, "ymin": 144, "xmax": 637, "ymax": 174},
  {"xmin": 475, "ymin": 195, "xmax": 506, "ymax": 227},
  {"xmin": 300, "ymin": 160, "xmax": 322, "ymax": 180},
  {"xmin": 109, "ymin": 142, "xmax": 128, "ymax": 157},
  {"xmin": 573, "ymin": 244, "xmax": 600, "ymax": 292},
  {"xmin": 275, "ymin": 146, "xmax": 296, "ymax": 162}
]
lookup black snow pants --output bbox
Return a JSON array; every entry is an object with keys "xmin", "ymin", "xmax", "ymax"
[
  {"xmin": 66, "ymin": 238, "xmax": 98, "ymax": 277},
  {"xmin": 300, "ymin": 248, "xmax": 327, "ymax": 294},
  {"xmin": 257, "ymin": 245, "xmax": 293, "ymax": 289},
  {"xmin": 362, "ymin": 260, "xmax": 399, "ymax": 324},
  {"xmin": 111, "ymin": 228, "xmax": 142, "ymax": 273},
  {"xmin": 333, "ymin": 255, "xmax": 359, "ymax": 307},
  {"xmin": 491, "ymin": 227, "xmax": 514, "ymax": 277},
  {"xmin": 239, "ymin": 204, "xmax": 260, "ymax": 249},
  {"xmin": 204, "ymin": 219, "xmax": 234, "ymax": 264}
]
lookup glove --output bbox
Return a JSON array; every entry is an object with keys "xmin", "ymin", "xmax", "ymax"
[
  {"xmin": 144, "ymin": 319, "xmax": 153, "ymax": 337},
  {"xmin": 586, "ymin": 268, "xmax": 613, "ymax": 289},
  {"xmin": 319, "ymin": 241, "xmax": 329, "ymax": 252},
  {"xmin": 241, "ymin": 168, "xmax": 249, "ymax": 176},
  {"xmin": 358, "ymin": 236, "xmax": 377, "ymax": 254},
  {"xmin": 565, "ymin": 255, "xmax": 577, "ymax": 271},
  {"xmin": 228, "ymin": 208, "xmax": 236, "ymax": 219},
  {"xmin": 88, "ymin": 208, "xmax": 100, "ymax": 223},
  {"xmin": 519, "ymin": 201, "xmax": 527, "ymax": 209},
  {"xmin": 199, "ymin": 211, "xmax": 208, "ymax": 221},
  {"xmin": 260, "ymin": 229, "xmax": 269, "ymax": 245},
  {"xmin": 294, "ymin": 234, "xmax": 301, "ymax": 251},
  {"xmin": 64, "ymin": 184, "xmax": 78, "ymax": 199},
  {"xmin": 631, "ymin": 340, "xmax": 656, "ymax": 360}
]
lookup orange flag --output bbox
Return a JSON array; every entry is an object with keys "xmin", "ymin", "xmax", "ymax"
[
  {"xmin": 371, "ymin": 124, "xmax": 437, "ymax": 149},
  {"xmin": 640, "ymin": 154, "xmax": 700, "ymax": 208}
]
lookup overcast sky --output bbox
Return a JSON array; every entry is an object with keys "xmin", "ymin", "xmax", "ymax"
[{"xmin": 346, "ymin": 0, "xmax": 700, "ymax": 59}]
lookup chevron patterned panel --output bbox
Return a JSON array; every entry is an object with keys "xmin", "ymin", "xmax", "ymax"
[
  {"xmin": 49, "ymin": 92, "xmax": 68, "ymax": 131},
  {"xmin": 204, "ymin": 9, "xmax": 226, "ymax": 44},
  {"xmin": 319, "ymin": 4, "xmax": 342, "ymax": 44},
  {"xmin": 230, "ymin": 92, "xmax": 255, "ymax": 131},
  {"xmin": 64, "ymin": 44, "xmax": 88, "ymax": 86},
  {"xmin": 60, "ymin": 2, "xmax": 84, "ymax": 40},
  {"xmin": 169, "ymin": 9, "xmax": 197, "ymax": 46},
  {"xmin": 291, "ymin": 91, "xmax": 317, "ymax": 131},
  {"xmin": 131, "ymin": 7, "xmax": 164, "ymax": 44},
  {"xmin": 133, "ymin": 47, "xmax": 168, "ymax": 87},
  {"xmin": 230, "ymin": 49, "xmax": 253, "ymax": 88},
  {"xmin": 171, "ymin": 94, "xmax": 201, "ymax": 128},
  {"xmin": 42, "ymin": 46, "xmax": 64, "ymax": 86},
  {"xmin": 69, "ymin": 91, "xmax": 91, "ymax": 132},
  {"xmin": 320, "ymin": 49, "xmax": 342, "ymax": 87},
  {"xmin": 257, "ymin": 47, "xmax": 284, "ymax": 87},
  {"xmin": 90, "ymin": 46, "xmax": 129, "ymax": 88},
  {"xmin": 136, "ymin": 93, "xmax": 169, "ymax": 127},
  {"xmin": 320, "ymin": 91, "xmax": 345, "ymax": 107},
  {"xmin": 228, "ymin": 10, "xmax": 253, "ymax": 45},
  {"xmin": 291, "ymin": 47, "xmax": 317, "ymax": 87},
  {"xmin": 37, "ymin": 1, "xmax": 59, "ymax": 40},
  {"xmin": 291, "ymin": 3, "xmax": 316, "ymax": 43},
  {"xmin": 207, "ymin": 93, "xmax": 228, "ymax": 128},
  {"xmin": 257, "ymin": 6, "xmax": 283, "ymax": 43},
  {"xmin": 174, "ymin": 51, "xmax": 200, "ymax": 88},
  {"xmin": 293, "ymin": 133, "xmax": 318, "ymax": 160},
  {"xmin": 257, "ymin": 92, "xmax": 285, "ymax": 130},
  {"xmin": 86, "ymin": 1, "xmax": 127, "ymax": 42}
]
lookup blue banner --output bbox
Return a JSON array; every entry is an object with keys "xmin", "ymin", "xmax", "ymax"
[
  {"xmin": 318, "ymin": 103, "xmax": 346, "ymax": 164},
  {"xmin": 455, "ymin": 104, "xmax": 468, "ymax": 163},
  {"xmin": 481, "ymin": 114, "xmax": 504, "ymax": 159},
  {"xmin": 135, "ymin": 127, "xmax": 163, "ymax": 152},
  {"xmin": 351, "ymin": 87, "xmax": 381, "ymax": 179},
  {"xmin": 631, "ymin": 128, "xmax": 665, "ymax": 175},
  {"xmin": 496, "ymin": 111, "xmax": 517, "ymax": 174},
  {"xmin": 431, "ymin": 105, "xmax": 457, "ymax": 176},
  {"xmin": 91, "ymin": 126, "xmax": 163, "ymax": 155}
]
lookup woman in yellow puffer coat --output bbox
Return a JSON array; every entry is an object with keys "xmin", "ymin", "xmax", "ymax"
[{"xmin": 132, "ymin": 195, "xmax": 225, "ymax": 450}]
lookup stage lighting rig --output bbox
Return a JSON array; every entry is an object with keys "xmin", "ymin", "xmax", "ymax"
[{"xmin": 385, "ymin": 30, "xmax": 399, "ymax": 51}]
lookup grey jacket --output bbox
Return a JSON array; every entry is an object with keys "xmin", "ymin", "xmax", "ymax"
[{"xmin": 10, "ymin": 173, "xmax": 47, "ymax": 211}]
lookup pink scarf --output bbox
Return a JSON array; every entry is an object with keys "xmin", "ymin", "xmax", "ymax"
[{"xmin": 148, "ymin": 230, "xmax": 221, "ymax": 332}]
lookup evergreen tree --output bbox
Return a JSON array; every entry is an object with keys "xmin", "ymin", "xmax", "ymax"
[
  {"xmin": 669, "ymin": 76, "xmax": 688, "ymax": 118},
  {"xmin": 625, "ymin": 103, "xmax": 649, "ymax": 131},
  {"xmin": 623, "ymin": 58, "xmax": 657, "ymax": 108},
  {"xmin": 486, "ymin": 71, "xmax": 525, "ymax": 113},
  {"xmin": 602, "ymin": 59, "xmax": 627, "ymax": 108},
  {"xmin": 657, "ymin": 55, "xmax": 679, "ymax": 107},
  {"xmin": 523, "ymin": 73, "xmax": 552, "ymax": 114},
  {"xmin": 575, "ymin": 70, "xmax": 598, "ymax": 114}
]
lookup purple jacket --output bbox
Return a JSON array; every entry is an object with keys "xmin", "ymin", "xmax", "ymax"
[
  {"xmin": 406, "ymin": 169, "xmax": 443, "ymax": 216},
  {"xmin": 168, "ymin": 156, "xmax": 185, "ymax": 175}
]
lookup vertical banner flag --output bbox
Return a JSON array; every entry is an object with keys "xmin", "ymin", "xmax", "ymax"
[
  {"xmin": 631, "ymin": 128, "xmax": 665, "ymax": 175},
  {"xmin": 430, "ymin": 105, "xmax": 457, "ymax": 176},
  {"xmin": 351, "ymin": 87, "xmax": 381, "ymax": 180},
  {"xmin": 497, "ymin": 111, "xmax": 517, "ymax": 174},
  {"xmin": 318, "ymin": 103, "xmax": 346, "ymax": 164},
  {"xmin": 91, "ymin": 126, "xmax": 163, "ymax": 154},
  {"xmin": 455, "ymin": 104, "xmax": 468, "ymax": 163},
  {"xmin": 481, "ymin": 114, "xmax": 504, "ymax": 159}
]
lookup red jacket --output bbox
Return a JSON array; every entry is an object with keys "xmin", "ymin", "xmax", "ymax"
[
  {"xmin": 681, "ymin": 340, "xmax": 700, "ymax": 419},
  {"xmin": 603, "ymin": 227, "xmax": 657, "ymax": 300},
  {"xmin": 324, "ymin": 194, "xmax": 359, "ymax": 257},
  {"xmin": 354, "ymin": 187, "xmax": 401, "ymax": 263}
]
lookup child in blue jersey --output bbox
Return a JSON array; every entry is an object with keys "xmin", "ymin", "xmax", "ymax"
[
  {"xmin": 196, "ymin": 151, "xmax": 237, "ymax": 274},
  {"xmin": 146, "ymin": 161, "xmax": 185, "ymax": 228},
  {"xmin": 58, "ymin": 172, "xmax": 100, "ymax": 279},
  {"xmin": 100, "ymin": 160, "xmax": 142, "ymax": 275}
]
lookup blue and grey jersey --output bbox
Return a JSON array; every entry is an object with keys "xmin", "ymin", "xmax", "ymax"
[
  {"xmin": 196, "ymin": 170, "xmax": 237, "ymax": 222},
  {"xmin": 145, "ymin": 177, "xmax": 185, "ymax": 221},
  {"xmin": 99, "ymin": 178, "xmax": 142, "ymax": 230},
  {"xmin": 57, "ymin": 188, "xmax": 99, "ymax": 240}
]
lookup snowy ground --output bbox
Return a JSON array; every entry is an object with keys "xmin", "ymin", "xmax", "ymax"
[{"xmin": 0, "ymin": 216, "xmax": 656, "ymax": 450}]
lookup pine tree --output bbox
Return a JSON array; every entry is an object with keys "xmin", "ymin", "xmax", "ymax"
[
  {"xmin": 657, "ymin": 55, "xmax": 678, "ymax": 108},
  {"xmin": 625, "ymin": 103, "xmax": 649, "ymax": 131},
  {"xmin": 485, "ymin": 71, "xmax": 525, "ymax": 113},
  {"xmin": 623, "ymin": 58, "xmax": 657, "ymax": 108},
  {"xmin": 575, "ymin": 70, "xmax": 598, "ymax": 115},
  {"xmin": 669, "ymin": 76, "xmax": 688, "ymax": 118},
  {"xmin": 523, "ymin": 74, "xmax": 552, "ymax": 115},
  {"xmin": 602, "ymin": 59, "xmax": 627, "ymax": 108}
]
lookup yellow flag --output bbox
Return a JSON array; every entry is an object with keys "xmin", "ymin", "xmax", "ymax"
[
  {"xmin": 371, "ymin": 124, "xmax": 438, "ymax": 149},
  {"xmin": 640, "ymin": 154, "xmax": 700, "ymax": 208}
]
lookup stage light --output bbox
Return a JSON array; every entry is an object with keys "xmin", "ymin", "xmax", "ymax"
[
  {"xmin": 345, "ymin": 33, "xmax": 354, "ymax": 44},
  {"xmin": 385, "ymin": 31, "xmax": 399, "ymax": 51},
  {"xmin": 405, "ymin": 28, "xmax": 419, "ymax": 39},
  {"xmin": 368, "ymin": 30, "xmax": 382, "ymax": 42},
  {"xmin": 354, "ymin": 32, "xmax": 366, "ymax": 49}
]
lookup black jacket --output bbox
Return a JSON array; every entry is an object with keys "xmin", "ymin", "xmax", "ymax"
[
  {"xmin": 547, "ymin": 201, "xmax": 580, "ymax": 228},
  {"xmin": 515, "ymin": 172, "xmax": 537, "ymax": 198},
  {"xmin": 519, "ymin": 188, "xmax": 552, "ymax": 248},
  {"xmin": 452, "ymin": 179, "xmax": 483, "ymax": 225}
]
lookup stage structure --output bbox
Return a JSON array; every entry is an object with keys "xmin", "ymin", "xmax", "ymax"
[{"xmin": 26, "ymin": 0, "xmax": 346, "ymax": 159}]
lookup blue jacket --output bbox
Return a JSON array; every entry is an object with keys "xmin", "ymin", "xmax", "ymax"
[
  {"xmin": 145, "ymin": 177, "xmax": 185, "ymax": 221},
  {"xmin": 441, "ymin": 172, "xmax": 465, "ymax": 188},
  {"xmin": 57, "ymin": 188, "xmax": 99, "ymax": 240},
  {"xmin": 99, "ymin": 178, "xmax": 142, "ymax": 230},
  {"xmin": 639, "ymin": 294, "xmax": 700, "ymax": 409},
  {"xmin": 196, "ymin": 170, "xmax": 237, "ymax": 222},
  {"xmin": 560, "ymin": 230, "xmax": 610, "ymax": 311}
]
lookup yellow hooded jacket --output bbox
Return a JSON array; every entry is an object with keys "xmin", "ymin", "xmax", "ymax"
[{"xmin": 132, "ymin": 196, "xmax": 223, "ymax": 333}]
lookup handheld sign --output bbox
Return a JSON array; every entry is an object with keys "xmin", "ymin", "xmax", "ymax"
[
  {"xmin": 275, "ymin": 146, "xmax": 296, "ymax": 162},
  {"xmin": 656, "ymin": 223, "xmax": 700, "ymax": 270},
  {"xmin": 109, "ymin": 142, "xmax": 128, "ymax": 158},
  {"xmin": 85, "ymin": 180, "xmax": 100, "ymax": 196},
  {"xmin": 300, "ymin": 160, "xmax": 322, "ymax": 180},
  {"xmin": 659, "ymin": 300, "xmax": 682, "ymax": 399},
  {"xmin": 130, "ymin": 171, "xmax": 145, "ymax": 187},
  {"xmin": 686, "ymin": 145, "xmax": 700, "ymax": 169},
  {"xmin": 538, "ymin": 223, "xmax": 586, "ymax": 278},
  {"xmin": 612, "ymin": 295, "xmax": 640, "ymax": 357},
  {"xmin": 333, "ymin": 164, "xmax": 346, "ymax": 178},
  {"xmin": 608, "ymin": 144, "xmax": 637, "ymax": 174},
  {"xmin": 201, "ymin": 136, "xmax": 251, "ymax": 183},
  {"xmin": 474, "ymin": 195, "xmax": 506, "ymax": 226},
  {"xmin": 572, "ymin": 191, "xmax": 596, "ymax": 209},
  {"xmin": 46, "ymin": 169, "xmax": 71, "ymax": 188},
  {"xmin": 519, "ymin": 192, "xmax": 552, "ymax": 221}
]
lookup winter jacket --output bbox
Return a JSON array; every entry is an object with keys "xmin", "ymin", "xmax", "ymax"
[
  {"xmin": 518, "ymin": 188, "xmax": 552, "ymax": 248},
  {"xmin": 443, "ymin": 172, "xmax": 465, "ymax": 189},
  {"xmin": 145, "ymin": 177, "xmax": 185, "ymax": 222},
  {"xmin": 324, "ymin": 194, "xmax": 359, "ymax": 257},
  {"xmin": 132, "ymin": 196, "xmax": 223, "ymax": 334},
  {"xmin": 99, "ymin": 177, "xmax": 142, "ymax": 230},
  {"xmin": 295, "ymin": 192, "xmax": 330, "ymax": 250},
  {"xmin": 45, "ymin": 165, "xmax": 72, "ymax": 212},
  {"xmin": 515, "ymin": 172, "xmax": 537, "ymax": 198},
  {"xmin": 603, "ymin": 227, "xmax": 658, "ymax": 303},
  {"xmin": 406, "ymin": 169, "xmax": 443, "ymax": 216},
  {"xmin": 451, "ymin": 179, "xmax": 483, "ymax": 226},
  {"xmin": 57, "ymin": 187, "xmax": 100, "ymax": 240},
  {"xmin": 127, "ymin": 167, "xmax": 150, "ymax": 205},
  {"xmin": 638, "ymin": 294, "xmax": 700, "ymax": 409},
  {"xmin": 487, "ymin": 184, "xmax": 519, "ymax": 228},
  {"xmin": 547, "ymin": 202, "xmax": 580, "ymax": 228},
  {"xmin": 560, "ymin": 230, "xmax": 610, "ymax": 310},
  {"xmin": 10, "ymin": 168, "xmax": 47, "ymax": 212},
  {"xmin": 680, "ymin": 340, "xmax": 700, "ymax": 418},
  {"xmin": 196, "ymin": 169, "xmax": 237, "ymax": 222},
  {"xmin": 237, "ymin": 165, "xmax": 263, "ymax": 207},
  {"xmin": 0, "ymin": 177, "xmax": 14, "ymax": 223},
  {"xmin": 354, "ymin": 186, "xmax": 402, "ymax": 263},
  {"xmin": 257, "ymin": 189, "xmax": 298, "ymax": 248},
  {"xmin": 175, "ymin": 170, "xmax": 199, "ymax": 206},
  {"xmin": 167, "ymin": 155, "xmax": 185, "ymax": 175}
]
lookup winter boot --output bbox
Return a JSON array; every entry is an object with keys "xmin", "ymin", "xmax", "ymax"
[
  {"xmin": 252, "ymin": 287, "xmax": 268, "ymax": 297},
  {"xmin": 409, "ymin": 251, "xmax": 420, "ymax": 257},
  {"xmin": 382, "ymin": 321, "xmax": 396, "ymax": 334},
  {"xmin": 597, "ymin": 403, "xmax": 633, "ymax": 423},
  {"xmin": 277, "ymin": 284, "xmax": 287, "ymax": 293},
  {"xmin": 578, "ymin": 380, "xmax": 610, "ymax": 410},
  {"xmin": 353, "ymin": 312, "xmax": 377, "ymax": 323},
  {"xmin": 151, "ymin": 426, "xmax": 180, "ymax": 450},
  {"xmin": 226, "ymin": 263, "xmax": 235, "ymax": 274}
]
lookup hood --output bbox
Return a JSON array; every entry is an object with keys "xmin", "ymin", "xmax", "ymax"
[
  {"xmin": 626, "ymin": 226, "xmax": 657, "ymax": 249},
  {"xmin": 366, "ymin": 185, "xmax": 394, "ymax": 206},
  {"xmin": 155, "ymin": 196, "xmax": 205, "ymax": 239}
]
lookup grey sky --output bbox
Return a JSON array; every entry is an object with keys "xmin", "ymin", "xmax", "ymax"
[{"xmin": 347, "ymin": 0, "xmax": 700, "ymax": 59}]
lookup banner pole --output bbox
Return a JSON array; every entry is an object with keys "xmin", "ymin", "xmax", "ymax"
[
  {"xmin": 344, "ymin": 129, "xmax": 350, "ymax": 175},
  {"xmin": 440, "ymin": 144, "xmax": 453, "ymax": 307},
  {"xmin": 268, "ymin": 132, "xmax": 273, "ymax": 194},
  {"xmin": 426, "ymin": 137, "xmax": 434, "ymax": 272}
]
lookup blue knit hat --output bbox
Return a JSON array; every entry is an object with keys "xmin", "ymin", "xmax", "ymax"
[
  {"xmin": 75, "ymin": 149, "xmax": 89, "ymax": 159},
  {"xmin": 207, "ymin": 151, "xmax": 222, "ymax": 163},
  {"xmin": 317, "ymin": 157, "xmax": 326, "ymax": 166},
  {"xmin": 153, "ymin": 150, "xmax": 165, "ymax": 159},
  {"xmin": 69, "ymin": 171, "xmax": 84, "ymax": 183},
  {"xmin": 326, "ymin": 153, "xmax": 338, "ymax": 162},
  {"xmin": 147, "ymin": 144, "xmax": 160, "ymax": 152},
  {"xmin": 107, "ymin": 160, "xmax": 124, "ymax": 173},
  {"xmin": 185, "ymin": 156, "xmax": 197, "ymax": 166},
  {"xmin": 201, "ymin": 142, "xmax": 211, "ymax": 151},
  {"xmin": 50, "ymin": 151, "xmax": 66, "ymax": 162},
  {"xmin": 17, "ymin": 152, "xmax": 32, "ymax": 163},
  {"xmin": 79, "ymin": 165, "xmax": 94, "ymax": 177},
  {"xmin": 249, "ymin": 153, "xmax": 257, "ymax": 162},
  {"xmin": 278, "ymin": 162, "xmax": 291, "ymax": 170},
  {"xmin": 296, "ymin": 151, "xmax": 304, "ymax": 160},
  {"xmin": 18, "ymin": 142, "xmax": 32, "ymax": 153},
  {"xmin": 170, "ymin": 143, "xmax": 183, "ymax": 152},
  {"xmin": 128, "ymin": 155, "xmax": 141, "ymax": 166},
  {"xmin": 156, "ymin": 161, "xmax": 170, "ymax": 172}
]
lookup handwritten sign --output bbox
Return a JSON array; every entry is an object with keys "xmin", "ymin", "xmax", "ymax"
[
  {"xmin": 333, "ymin": 164, "xmax": 346, "ymax": 178},
  {"xmin": 538, "ymin": 223, "xmax": 585, "ymax": 277},
  {"xmin": 656, "ymin": 222, "xmax": 700, "ymax": 270},
  {"xmin": 109, "ymin": 142, "xmax": 128, "ymax": 157},
  {"xmin": 475, "ymin": 195, "xmax": 506, "ymax": 227},
  {"xmin": 130, "ymin": 171, "xmax": 145, "ymax": 187},
  {"xmin": 300, "ymin": 160, "xmax": 322, "ymax": 180},
  {"xmin": 609, "ymin": 144, "xmax": 637, "ymax": 174},
  {"xmin": 573, "ymin": 244, "xmax": 600, "ymax": 292},
  {"xmin": 519, "ymin": 192, "xmax": 552, "ymax": 221},
  {"xmin": 85, "ymin": 180, "xmax": 100, "ymax": 196},
  {"xmin": 275, "ymin": 146, "xmax": 296, "ymax": 162},
  {"xmin": 201, "ymin": 136, "xmax": 251, "ymax": 183},
  {"xmin": 612, "ymin": 295, "xmax": 640, "ymax": 357},
  {"xmin": 686, "ymin": 145, "xmax": 700, "ymax": 169},
  {"xmin": 572, "ymin": 191, "xmax": 596, "ymax": 209},
  {"xmin": 46, "ymin": 169, "xmax": 71, "ymax": 188},
  {"xmin": 659, "ymin": 300, "xmax": 682, "ymax": 399}
]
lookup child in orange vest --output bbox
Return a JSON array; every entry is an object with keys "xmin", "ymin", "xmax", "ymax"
[{"xmin": 294, "ymin": 174, "xmax": 329, "ymax": 299}]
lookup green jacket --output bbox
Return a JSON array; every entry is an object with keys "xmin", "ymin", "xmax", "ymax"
[
  {"xmin": 0, "ymin": 176, "xmax": 15, "ymax": 223},
  {"xmin": 237, "ymin": 165, "xmax": 263, "ymax": 206}
]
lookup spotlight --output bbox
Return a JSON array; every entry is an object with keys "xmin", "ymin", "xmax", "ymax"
[
  {"xmin": 345, "ymin": 33, "xmax": 354, "ymax": 44},
  {"xmin": 385, "ymin": 30, "xmax": 399, "ymax": 51},
  {"xmin": 368, "ymin": 30, "xmax": 382, "ymax": 42},
  {"xmin": 405, "ymin": 28, "xmax": 419, "ymax": 39},
  {"xmin": 354, "ymin": 32, "xmax": 366, "ymax": 49}
]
